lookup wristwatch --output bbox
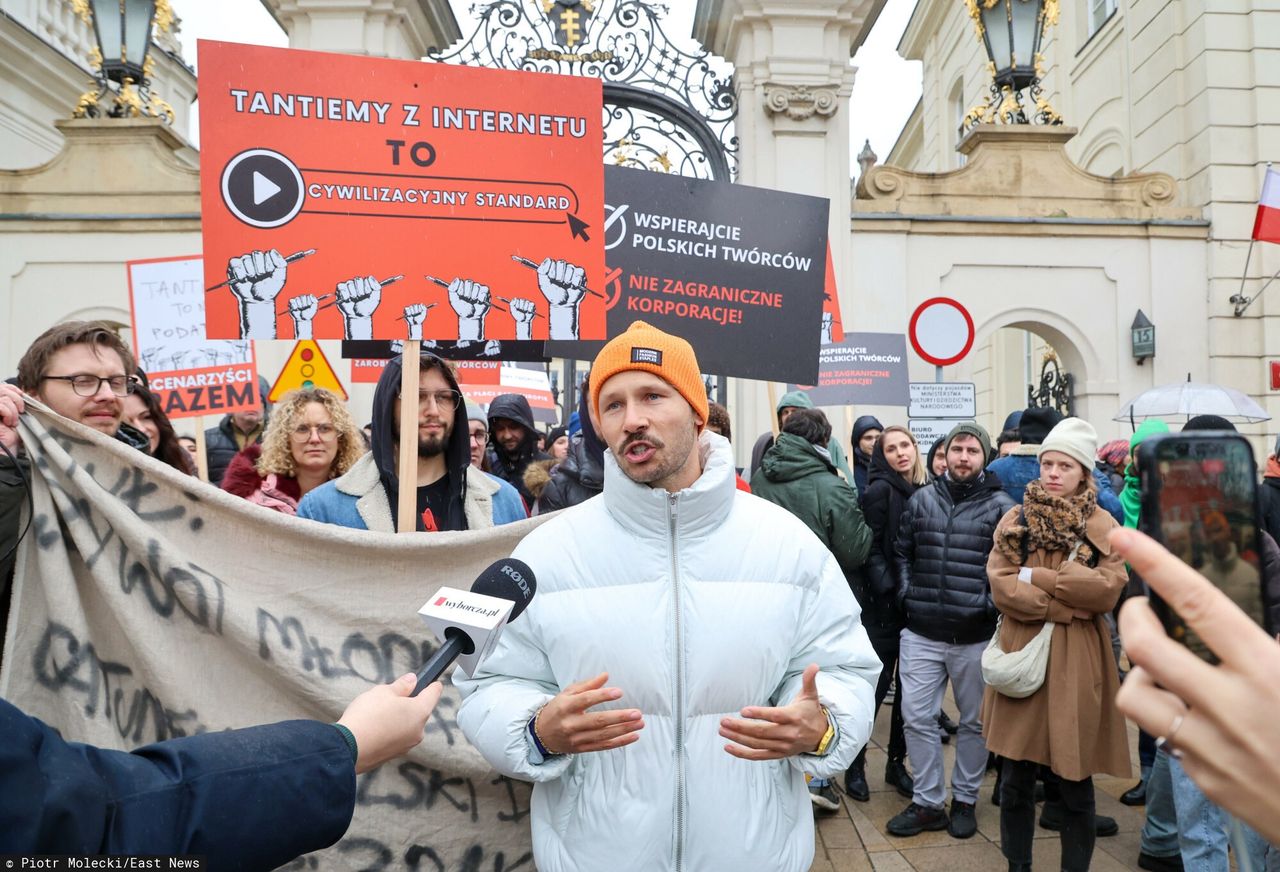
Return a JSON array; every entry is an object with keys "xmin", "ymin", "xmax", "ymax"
[{"xmin": 812, "ymin": 705, "xmax": 836, "ymax": 756}]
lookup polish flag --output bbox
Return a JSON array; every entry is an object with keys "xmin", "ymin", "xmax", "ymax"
[{"xmin": 1252, "ymin": 166, "xmax": 1280, "ymax": 243}]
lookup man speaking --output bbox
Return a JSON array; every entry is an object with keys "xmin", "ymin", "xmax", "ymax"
[{"xmin": 456, "ymin": 321, "xmax": 881, "ymax": 872}]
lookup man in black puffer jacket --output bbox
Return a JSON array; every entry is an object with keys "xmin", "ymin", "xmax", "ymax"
[
  {"xmin": 535, "ymin": 379, "xmax": 604, "ymax": 514},
  {"xmin": 888, "ymin": 422, "xmax": 1015, "ymax": 841}
]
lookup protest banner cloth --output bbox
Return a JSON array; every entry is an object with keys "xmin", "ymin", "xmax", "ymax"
[
  {"xmin": 788, "ymin": 332, "xmax": 909, "ymax": 407},
  {"xmin": 0, "ymin": 401, "xmax": 545, "ymax": 869},
  {"xmin": 546, "ymin": 165, "xmax": 829, "ymax": 384},
  {"xmin": 127, "ymin": 256, "xmax": 258, "ymax": 418},
  {"xmin": 198, "ymin": 41, "xmax": 606, "ymax": 343}
]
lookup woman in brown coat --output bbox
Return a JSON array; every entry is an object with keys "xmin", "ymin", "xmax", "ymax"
[{"xmin": 982, "ymin": 418, "xmax": 1130, "ymax": 872}]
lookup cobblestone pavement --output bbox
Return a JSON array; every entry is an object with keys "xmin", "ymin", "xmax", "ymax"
[{"xmin": 809, "ymin": 696, "xmax": 1148, "ymax": 872}]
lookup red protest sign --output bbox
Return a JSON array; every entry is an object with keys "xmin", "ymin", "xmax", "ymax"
[
  {"xmin": 127, "ymin": 255, "xmax": 259, "ymax": 419},
  {"xmin": 821, "ymin": 244, "xmax": 845, "ymax": 344},
  {"xmin": 197, "ymin": 41, "xmax": 606, "ymax": 343}
]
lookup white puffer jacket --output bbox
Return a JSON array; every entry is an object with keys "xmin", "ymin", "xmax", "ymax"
[{"xmin": 456, "ymin": 432, "xmax": 881, "ymax": 872}]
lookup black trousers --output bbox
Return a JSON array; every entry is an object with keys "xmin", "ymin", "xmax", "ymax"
[
  {"xmin": 1001, "ymin": 758, "xmax": 1095, "ymax": 872},
  {"xmin": 855, "ymin": 629, "xmax": 906, "ymax": 768}
]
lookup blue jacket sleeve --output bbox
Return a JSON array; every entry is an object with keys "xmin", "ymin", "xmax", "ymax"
[
  {"xmin": 1, "ymin": 698, "xmax": 355, "ymax": 869},
  {"xmin": 1093, "ymin": 469, "xmax": 1125, "ymax": 524}
]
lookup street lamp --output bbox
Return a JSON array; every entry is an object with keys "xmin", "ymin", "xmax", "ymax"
[
  {"xmin": 70, "ymin": 0, "xmax": 174, "ymax": 123},
  {"xmin": 961, "ymin": 0, "xmax": 1062, "ymax": 132},
  {"xmin": 91, "ymin": 0, "xmax": 155, "ymax": 86}
]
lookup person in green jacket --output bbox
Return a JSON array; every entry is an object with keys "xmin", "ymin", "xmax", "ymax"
[
  {"xmin": 749, "ymin": 390, "xmax": 856, "ymax": 486},
  {"xmin": 751, "ymin": 407, "xmax": 875, "ymax": 813},
  {"xmin": 1120, "ymin": 418, "xmax": 1169, "ymax": 530}
]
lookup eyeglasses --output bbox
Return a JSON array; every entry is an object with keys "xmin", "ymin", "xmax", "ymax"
[
  {"xmin": 291, "ymin": 423, "xmax": 337, "ymax": 441},
  {"xmin": 40, "ymin": 374, "xmax": 131, "ymax": 397},
  {"xmin": 469, "ymin": 428, "xmax": 488, "ymax": 443},
  {"xmin": 399, "ymin": 390, "xmax": 462, "ymax": 410}
]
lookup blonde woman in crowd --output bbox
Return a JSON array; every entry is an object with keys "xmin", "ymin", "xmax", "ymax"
[{"xmin": 222, "ymin": 387, "xmax": 365, "ymax": 515}]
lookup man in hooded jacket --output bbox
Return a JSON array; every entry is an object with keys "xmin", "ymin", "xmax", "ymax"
[
  {"xmin": 488, "ymin": 393, "xmax": 550, "ymax": 508},
  {"xmin": 297, "ymin": 351, "xmax": 520, "ymax": 531},
  {"xmin": 850, "ymin": 415, "xmax": 884, "ymax": 504}
]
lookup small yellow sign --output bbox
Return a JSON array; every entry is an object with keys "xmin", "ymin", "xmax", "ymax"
[{"xmin": 268, "ymin": 340, "xmax": 348, "ymax": 402}]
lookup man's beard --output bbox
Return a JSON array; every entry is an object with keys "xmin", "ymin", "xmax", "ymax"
[{"xmin": 418, "ymin": 432, "xmax": 447, "ymax": 458}]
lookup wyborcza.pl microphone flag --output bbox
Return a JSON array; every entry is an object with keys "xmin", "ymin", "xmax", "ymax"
[{"xmin": 1, "ymin": 401, "xmax": 548, "ymax": 869}]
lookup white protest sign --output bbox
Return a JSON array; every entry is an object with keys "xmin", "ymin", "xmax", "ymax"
[{"xmin": 127, "ymin": 255, "xmax": 259, "ymax": 419}]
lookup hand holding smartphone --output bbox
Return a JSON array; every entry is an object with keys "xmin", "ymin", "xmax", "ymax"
[{"xmin": 1137, "ymin": 431, "xmax": 1274, "ymax": 661}]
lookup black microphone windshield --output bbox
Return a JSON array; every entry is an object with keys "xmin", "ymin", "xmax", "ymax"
[{"xmin": 470, "ymin": 557, "xmax": 537, "ymax": 621}]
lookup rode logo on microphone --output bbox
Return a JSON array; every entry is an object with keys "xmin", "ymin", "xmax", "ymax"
[
  {"xmin": 437, "ymin": 598, "xmax": 502, "ymax": 619},
  {"xmin": 501, "ymin": 563, "xmax": 532, "ymax": 597}
]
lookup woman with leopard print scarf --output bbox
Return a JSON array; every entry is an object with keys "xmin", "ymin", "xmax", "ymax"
[{"xmin": 981, "ymin": 418, "xmax": 1131, "ymax": 872}]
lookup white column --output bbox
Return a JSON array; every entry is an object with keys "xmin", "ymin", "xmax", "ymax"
[
  {"xmin": 264, "ymin": 0, "xmax": 459, "ymax": 58},
  {"xmin": 695, "ymin": 0, "xmax": 880, "ymax": 465}
]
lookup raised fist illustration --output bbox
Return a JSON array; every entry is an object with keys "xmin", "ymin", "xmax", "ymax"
[
  {"xmin": 821, "ymin": 312, "xmax": 834, "ymax": 345},
  {"xmin": 510, "ymin": 297, "xmax": 537, "ymax": 341},
  {"xmin": 449, "ymin": 279, "xmax": 491, "ymax": 319},
  {"xmin": 404, "ymin": 303, "xmax": 428, "ymax": 341},
  {"xmin": 337, "ymin": 276, "xmax": 382, "ymax": 340},
  {"xmin": 449, "ymin": 278, "xmax": 491, "ymax": 342},
  {"xmin": 536, "ymin": 258, "xmax": 587, "ymax": 307},
  {"xmin": 228, "ymin": 249, "xmax": 287, "ymax": 304},
  {"xmin": 289, "ymin": 294, "xmax": 318, "ymax": 340}
]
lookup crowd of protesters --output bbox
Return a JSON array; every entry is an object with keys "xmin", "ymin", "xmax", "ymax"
[{"xmin": 3, "ymin": 318, "xmax": 1280, "ymax": 870}]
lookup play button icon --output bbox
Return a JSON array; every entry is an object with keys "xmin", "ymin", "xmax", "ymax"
[
  {"xmin": 253, "ymin": 171, "xmax": 281, "ymax": 206},
  {"xmin": 221, "ymin": 148, "xmax": 305, "ymax": 228}
]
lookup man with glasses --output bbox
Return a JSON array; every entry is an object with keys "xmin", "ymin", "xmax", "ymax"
[
  {"xmin": 1, "ymin": 321, "xmax": 151, "ymax": 666},
  {"xmin": 298, "ymin": 351, "xmax": 524, "ymax": 530}
]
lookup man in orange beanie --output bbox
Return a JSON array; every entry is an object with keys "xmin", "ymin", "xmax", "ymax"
[{"xmin": 457, "ymin": 320, "xmax": 882, "ymax": 872}]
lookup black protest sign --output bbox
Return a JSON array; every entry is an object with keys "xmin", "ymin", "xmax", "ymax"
[
  {"xmin": 546, "ymin": 166, "xmax": 829, "ymax": 383},
  {"xmin": 788, "ymin": 333, "xmax": 909, "ymax": 407},
  {"xmin": 341, "ymin": 339, "xmax": 548, "ymax": 362}
]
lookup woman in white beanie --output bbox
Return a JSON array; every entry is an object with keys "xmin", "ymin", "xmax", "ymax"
[{"xmin": 981, "ymin": 417, "xmax": 1131, "ymax": 872}]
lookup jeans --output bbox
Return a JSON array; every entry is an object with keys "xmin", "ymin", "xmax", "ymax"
[
  {"xmin": 855, "ymin": 630, "xmax": 906, "ymax": 769},
  {"xmin": 898, "ymin": 628, "xmax": 988, "ymax": 809},
  {"xmin": 1000, "ymin": 758, "xmax": 1095, "ymax": 872},
  {"xmin": 1170, "ymin": 755, "xmax": 1280, "ymax": 871},
  {"xmin": 1141, "ymin": 749, "xmax": 1180, "ymax": 858}
]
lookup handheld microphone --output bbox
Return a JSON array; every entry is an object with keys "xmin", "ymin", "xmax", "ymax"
[{"xmin": 412, "ymin": 557, "xmax": 536, "ymax": 696}]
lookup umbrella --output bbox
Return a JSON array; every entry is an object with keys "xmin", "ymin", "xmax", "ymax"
[{"xmin": 1113, "ymin": 378, "xmax": 1271, "ymax": 427}]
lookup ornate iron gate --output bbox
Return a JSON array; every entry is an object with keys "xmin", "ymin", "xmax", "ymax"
[
  {"xmin": 431, "ymin": 0, "xmax": 738, "ymax": 181},
  {"xmin": 1027, "ymin": 350, "xmax": 1074, "ymax": 416}
]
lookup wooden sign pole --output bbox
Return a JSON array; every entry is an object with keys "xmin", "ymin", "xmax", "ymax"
[{"xmin": 397, "ymin": 341, "xmax": 421, "ymax": 533}]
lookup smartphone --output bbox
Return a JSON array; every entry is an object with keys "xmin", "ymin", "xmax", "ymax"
[{"xmin": 1138, "ymin": 432, "xmax": 1273, "ymax": 661}]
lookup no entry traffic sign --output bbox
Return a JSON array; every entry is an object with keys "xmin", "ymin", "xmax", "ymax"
[{"xmin": 908, "ymin": 297, "xmax": 975, "ymax": 367}]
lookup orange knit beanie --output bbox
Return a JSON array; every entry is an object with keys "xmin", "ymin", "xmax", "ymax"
[{"xmin": 589, "ymin": 321, "xmax": 708, "ymax": 428}]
